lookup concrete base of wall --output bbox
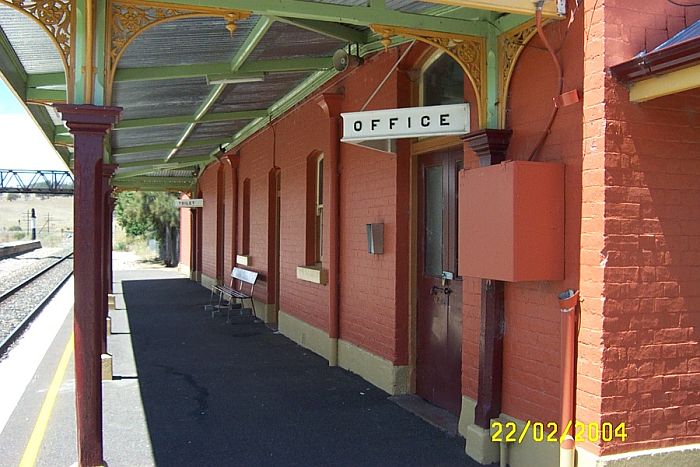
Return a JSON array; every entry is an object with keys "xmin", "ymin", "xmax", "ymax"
[
  {"xmin": 578, "ymin": 443, "xmax": 700, "ymax": 467},
  {"xmin": 457, "ymin": 397, "xmax": 559, "ymax": 467},
  {"xmin": 458, "ymin": 397, "xmax": 499, "ymax": 465},
  {"xmin": 496, "ymin": 413, "xmax": 558, "ymax": 467},
  {"xmin": 253, "ymin": 299, "xmax": 277, "ymax": 324},
  {"xmin": 101, "ymin": 353, "xmax": 113, "ymax": 381},
  {"xmin": 278, "ymin": 310, "xmax": 409, "ymax": 395},
  {"xmin": 200, "ymin": 273, "xmax": 218, "ymax": 291}
]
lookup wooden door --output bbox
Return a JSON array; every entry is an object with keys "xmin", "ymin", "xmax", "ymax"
[{"xmin": 416, "ymin": 149, "xmax": 463, "ymax": 415}]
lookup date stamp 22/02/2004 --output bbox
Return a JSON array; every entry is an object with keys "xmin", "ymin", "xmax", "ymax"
[{"xmin": 491, "ymin": 420, "xmax": 628, "ymax": 444}]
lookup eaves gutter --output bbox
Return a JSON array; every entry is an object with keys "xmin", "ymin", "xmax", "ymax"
[{"xmin": 609, "ymin": 36, "xmax": 700, "ymax": 83}]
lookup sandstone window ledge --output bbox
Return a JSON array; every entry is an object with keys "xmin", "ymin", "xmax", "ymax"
[{"xmin": 296, "ymin": 265, "xmax": 327, "ymax": 285}]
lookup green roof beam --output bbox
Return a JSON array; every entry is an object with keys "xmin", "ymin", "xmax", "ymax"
[
  {"xmin": 272, "ymin": 17, "xmax": 368, "ymax": 44},
  {"xmin": 114, "ymin": 109, "xmax": 266, "ymax": 130},
  {"xmin": 115, "ymin": 62, "xmax": 229, "ymax": 82},
  {"xmin": 147, "ymin": 0, "xmax": 523, "ymax": 36},
  {"xmin": 494, "ymin": 13, "xmax": 532, "ymax": 32},
  {"xmin": 26, "ymin": 88, "xmax": 66, "ymax": 102},
  {"xmin": 0, "ymin": 27, "xmax": 27, "ymax": 98}
]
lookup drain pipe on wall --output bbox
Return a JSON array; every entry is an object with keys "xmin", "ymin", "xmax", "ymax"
[
  {"xmin": 528, "ymin": 1, "xmax": 564, "ymax": 162},
  {"xmin": 558, "ymin": 289, "xmax": 580, "ymax": 467}
]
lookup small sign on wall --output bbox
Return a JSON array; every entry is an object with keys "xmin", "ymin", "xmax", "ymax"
[
  {"xmin": 341, "ymin": 104, "xmax": 470, "ymax": 142},
  {"xmin": 175, "ymin": 198, "xmax": 204, "ymax": 208}
]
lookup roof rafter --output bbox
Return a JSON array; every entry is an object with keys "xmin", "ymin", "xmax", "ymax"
[
  {"xmin": 144, "ymin": 0, "xmax": 550, "ymax": 35},
  {"xmin": 272, "ymin": 17, "xmax": 368, "ymax": 44},
  {"xmin": 27, "ymin": 57, "xmax": 333, "ymax": 87}
]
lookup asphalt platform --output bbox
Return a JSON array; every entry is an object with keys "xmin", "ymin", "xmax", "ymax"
[{"xmin": 1, "ymin": 268, "xmax": 478, "ymax": 467}]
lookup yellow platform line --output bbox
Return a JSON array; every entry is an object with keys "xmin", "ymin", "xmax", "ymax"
[{"xmin": 19, "ymin": 332, "xmax": 74, "ymax": 467}]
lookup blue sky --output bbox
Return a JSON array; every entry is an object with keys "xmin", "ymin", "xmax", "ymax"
[{"xmin": 0, "ymin": 79, "xmax": 66, "ymax": 170}]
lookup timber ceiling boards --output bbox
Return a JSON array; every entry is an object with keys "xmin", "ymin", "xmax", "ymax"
[
  {"xmin": 112, "ymin": 125, "xmax": 189, "ymax": 148},
  {"xmin": 112, "ymin": 77, "xmax": 212, "ymax": 121},
  {"xmin": 0, "ymin": 8, "xmax": 62, "ymax": 74},
  {"xmin": 211, "ymin": 71, "xmax": 311, "ymax": 113}
]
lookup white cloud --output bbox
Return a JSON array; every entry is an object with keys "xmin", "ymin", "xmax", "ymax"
[{"xmin": 0, "ymin": 113, "xmax": 67, "ymax": 171}]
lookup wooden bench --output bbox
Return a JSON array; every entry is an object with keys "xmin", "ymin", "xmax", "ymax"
[{"xmin": 210, "ymin": 267, "xmax": 258, "ymax": 322}]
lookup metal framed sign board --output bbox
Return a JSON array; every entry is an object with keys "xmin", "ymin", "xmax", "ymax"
[
  {"xmin": 175, "ymin": 199, "xmax": 204, "ymax": 208},
  {"xmin": 340, "ymin": 103, "xmax": 470, "ymax": 142}
]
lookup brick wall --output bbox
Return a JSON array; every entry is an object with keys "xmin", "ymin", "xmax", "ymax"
[
  {"xmin": 598, "ymin": 0, "xmax": 700, "ymax": 455},
  {"xmin": 222, "ymin": 161, "xmax": 236, "ymax": 279},
  {"xmin": 496, "ymin": 14, "xmax": 587, "ymax": 427},
  {"xmin": 199, "ymin": 164, "xmax": 219, "ymax": 280},
  {"xmin": 179, "ymin": 193, "xmax": 192, "ymax": 269},
  {"xmin": 206, "ymin": 49, "xmax": 408, "ymax": 358}
]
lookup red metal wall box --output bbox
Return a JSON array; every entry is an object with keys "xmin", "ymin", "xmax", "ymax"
[{"xmin": 458, "ymin": 161, "xmax": 565, "ymax": 282}]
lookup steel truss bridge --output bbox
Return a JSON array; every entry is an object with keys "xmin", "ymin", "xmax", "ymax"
[{"xmin": 0, "ymin": 170, "xmax": 74, "ymax": 195}]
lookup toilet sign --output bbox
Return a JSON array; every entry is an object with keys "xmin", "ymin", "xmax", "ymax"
[
  {"xmin": 341, "ymin": 103, "xmax": 470, "ymax": 142},
  {"xmin": 175, "ymin": 199, "xmax": 204, "ymax": 208}
]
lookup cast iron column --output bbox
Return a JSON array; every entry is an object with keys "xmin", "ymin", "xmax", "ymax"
[
  {"xmin": 55, "ymin": 104, "xmax": 121, "ymax": 467},
  {"xmin": 102, "ymin": 165, "xmax": 117, "ymax": 354},
  {"xmin": 462, "ymin": 129, "xmax": 512, "ymax": 428}
]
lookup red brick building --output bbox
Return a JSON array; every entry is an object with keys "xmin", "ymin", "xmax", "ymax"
[{"xmin": 172, "ymin": 2, "xmax": 699, "ymax": 467}]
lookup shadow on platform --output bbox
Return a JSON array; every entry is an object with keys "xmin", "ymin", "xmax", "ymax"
[{"xmin": 122, "ymin": 278, "xmax": 476, "ymax": 466}]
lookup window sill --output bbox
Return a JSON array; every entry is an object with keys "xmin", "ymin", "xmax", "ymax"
[
  {"xmin": 296, "ymin": 265, "xmax": 327, "ymax": 285},
  {"xmin": 236, "ymin": 255, "xmax": 252, "ymax": 266}
]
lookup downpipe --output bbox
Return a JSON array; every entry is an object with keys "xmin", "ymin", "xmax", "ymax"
[{"xmin": 558, "ymin": 289, "xmax": 580, "ymax": 467}]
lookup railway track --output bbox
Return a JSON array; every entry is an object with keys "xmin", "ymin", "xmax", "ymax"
[{"xmin": 0, "ymin": 251, "xmax": 73, "ymax": 356}]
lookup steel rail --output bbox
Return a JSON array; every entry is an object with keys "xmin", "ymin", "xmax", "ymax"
[
  {"xmin": 0, "ymin": 251, "xmax": 73, "ymax": 303},
  {"xmin": 0, "ymin": 259, "xmax": 73, "ymax": 356}
]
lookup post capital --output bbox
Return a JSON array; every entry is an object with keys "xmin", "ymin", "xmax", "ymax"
[{"xmin": 54, "ymin": 104, "xmax": 122, "ymax": 134}]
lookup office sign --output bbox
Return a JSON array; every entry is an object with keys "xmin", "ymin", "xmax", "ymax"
[
  {"xmin": 175, "ymin": 198, "xmax": 204, "ymax": 208},
  {"xmin": 341, "ymin": 103, "xmax": 470, "ymax": 142}
]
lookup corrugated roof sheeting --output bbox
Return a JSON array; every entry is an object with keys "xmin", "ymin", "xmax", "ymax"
[
  {"xmin": 0, "ymin": 6, "xmax": 64, "ymax": 74},
  {"xmin": 248, "ymin": 22, "xmax": 345, "ymax": 61},
  {"xmin": 113, "ymin": 150, "xmax": 169, "ymax": 165},
  {"xmin": 112, "ymin": 125, "xmax": 188, "ymax": 148},
  {"xmin": 149, "ymin": 169, "xmax": 196, "ymax": 178},
  {"xmin": 211, "ymin": 72, "xmax": 310, "ymax": 113},
  {"xmin": 653, "ymin": 19, "xmax": 700, "ymax": 51},
  {"xmin": 187, "ymin": 120, "xmax": 252, "ymax": 143},
  {"xmin": 112, "ymin": 77, "xmax": 212, "ymax": 120},
  {"xmin": 117, "ymin": 15, "xmax": 260, "ymax": 68}
]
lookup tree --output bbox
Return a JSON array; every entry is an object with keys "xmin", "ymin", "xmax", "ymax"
[{"xmin": 114, "ymin": 191, "xmax": 180, "ymax": 266}]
